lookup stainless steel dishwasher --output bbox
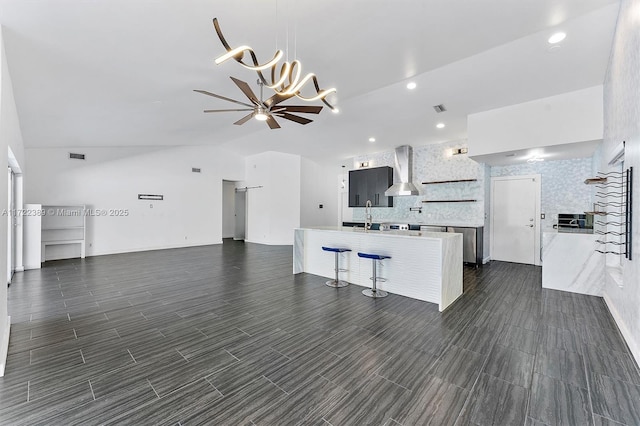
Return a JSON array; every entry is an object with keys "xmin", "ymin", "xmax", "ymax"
[{"xmin": 446, "ymin": 226, "xmax": 483, "ymax": 265}]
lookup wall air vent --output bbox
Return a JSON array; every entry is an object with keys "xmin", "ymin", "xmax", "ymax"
[
  {"xmin": 69, "ymin": 153, "xmax": 85, "ymax": 160},
  {"xmin": 433, "ymin": 104, "xmax": 447, "ymax": 113},
  {"xmin": 192, "ymin": 167, "xmax": 201, "ymax": 173}
]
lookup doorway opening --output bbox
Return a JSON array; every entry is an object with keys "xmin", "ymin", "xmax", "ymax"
[
  {"xmin": 7, "ymin": 147, "xmax": 23, "ymax": 286},
  {"xmin": 222, "ymin": 180, "xmax": 246, "ymax": 241}
]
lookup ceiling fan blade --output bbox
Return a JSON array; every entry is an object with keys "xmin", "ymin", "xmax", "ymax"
[
  {"xmin": 193, "ymin": 89, "xmax": 254, "ymax": 108},
  {"xmin": 234, "ymin": 113, "xmax": 254, "ymax": 125},
  {"xmin": 230, "ymin": 77, "xmax": 261, "ymax": 106},
  {"xmin": 204, "ymin": 108, "xmax": 254, "ymax": 113},
  {"xmin": 279, "ymin": 105, "xmax": 323, "ymax": 114},
  {"xmin": 264, "ymin": 92, "xmax": 295, "ymax": 108},
  {"xmin": 275, "ymin": 112, "xmax": 313, "ymax": 125},
  {"xmin": 266, "ymin": 115, "xmax": 281, "ymax": 129}
]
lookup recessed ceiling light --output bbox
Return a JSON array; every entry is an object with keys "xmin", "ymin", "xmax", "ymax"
[
  {"xmin": 369, "ymin": 137, "xmax": 376, "ymax": 142},
  {"xmin": 406, "ymin": 82, "xmax": 417, "ymax": 90},
  {"xmin": 548, "ymin": 32, "xmax": 566, "ymax": 44},
  {"xmin": 436, "ymin": 123, "xmax": 445, "ymax": 129}
]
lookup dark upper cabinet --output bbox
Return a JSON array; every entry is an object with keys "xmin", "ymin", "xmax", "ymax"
[{"xmin": 348, "ymin": 166, "xmax": 394, "ymax": 207}]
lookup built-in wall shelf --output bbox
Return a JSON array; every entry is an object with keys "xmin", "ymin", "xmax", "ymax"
[
  {"xmin": 422, "ymin": 199, "xmax": 477, "ymax": 203},
  {"xmin": 422, "ymin": 179, "xmax": 477, "ymax": 185},
  {"xmin": 41, "ymin": 205, "xmax": 86, "ymax": 262},
  {"xmin": 42, "ymin": 226, "xmax": 85, "ymax": 231}
]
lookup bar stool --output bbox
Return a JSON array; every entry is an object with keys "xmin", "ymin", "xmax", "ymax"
[
  {"xmin": 357, "ymin": 252, "xmax": 391, "ymax": 298},
  {"xmin": 321, "ymin": 246, "xmax": 352, "ymax": 288}
]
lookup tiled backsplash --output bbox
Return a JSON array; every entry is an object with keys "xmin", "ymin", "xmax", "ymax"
[
  {"xmin": 352, "ymin": 141, "xmax": 486, "ymax": 225},
  {"xmin": 350, "ymin": 141, "xmax": 594, "ymax": 232}
]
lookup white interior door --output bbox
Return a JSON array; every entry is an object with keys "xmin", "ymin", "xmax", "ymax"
[{"xmin": 491, "ymin": 175, "xmax": 541, "ymax": 265}]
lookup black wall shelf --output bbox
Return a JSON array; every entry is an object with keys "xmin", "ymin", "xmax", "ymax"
[
  {"xmin": 422, "ymin": 179, "xmax": 477, "ymax": 185},
  {"xmin": 422, "ymin": 199, "xmax": 477, "ymax": 203}
]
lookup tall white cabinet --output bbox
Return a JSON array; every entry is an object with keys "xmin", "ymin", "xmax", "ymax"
[{"xmin": 24, "ymin": 204, "xmax": 86, "ymax": 268}]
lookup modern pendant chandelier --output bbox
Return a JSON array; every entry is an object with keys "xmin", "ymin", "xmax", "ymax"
[{"xmin": 211, "ymin": 18, "xmax": 337, "ymax": 110}]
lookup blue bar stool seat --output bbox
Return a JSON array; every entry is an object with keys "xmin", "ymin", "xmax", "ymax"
[
  {"xmin": 322, "ymin": 246, "xmax": 352, "ymax": 288},
  {"xmin": 357, "ymin": 252, "xmax": 391, "ymax": 298}
]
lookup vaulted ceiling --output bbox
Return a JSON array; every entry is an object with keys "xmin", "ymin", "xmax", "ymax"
[{"xmin": 0, "ymin": 0, "xmax": 620, "ymax": 165}]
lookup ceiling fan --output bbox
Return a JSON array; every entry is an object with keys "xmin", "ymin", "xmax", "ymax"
[{"xmin": 194, "ymin": 77, "xmax": 323, "ymax": 129}]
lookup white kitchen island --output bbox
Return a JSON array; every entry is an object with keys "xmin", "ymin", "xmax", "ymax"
[
  {"xmin": 542, "ymin": 231, "xmax": 604, "ymax": 296},
  {"xmin": 294, "ymin": 226, "xmax": 463, "ymax": 311}
]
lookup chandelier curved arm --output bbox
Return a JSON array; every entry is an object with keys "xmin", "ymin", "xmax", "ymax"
[{"xmin": 212, "ymin": 18, "xmax": 336, "ymax": 110}]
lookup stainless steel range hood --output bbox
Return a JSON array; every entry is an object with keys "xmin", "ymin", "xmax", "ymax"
[{"xmin": 384, "ymin": 145, "xmax": 420, "ymax": 196}]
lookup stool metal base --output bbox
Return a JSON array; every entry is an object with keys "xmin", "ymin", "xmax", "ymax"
[
  {"xmin": 362, "ymin": 288, "xmax": 388, "ymax": 298},
  {"xmin": 326, "ymin": 279, "xmax": 350, "ymax": 288}
]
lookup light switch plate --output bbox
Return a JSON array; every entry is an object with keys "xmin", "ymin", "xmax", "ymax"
[{"xmin": 541, "ymin": 213, "xmax": 545, "ymax": 219}]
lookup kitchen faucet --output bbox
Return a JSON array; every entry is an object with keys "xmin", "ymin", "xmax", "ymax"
[{"xmin": 365, "ymin": 199, "xmax": 373, "ymax": 232}]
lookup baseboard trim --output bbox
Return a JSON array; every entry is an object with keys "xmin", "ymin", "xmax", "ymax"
[
  {"xmin": 245, "ymin": 239, "xmax": 294, "ymax": 246},
  {"xmin": 24, "ymin": 263, "xmax": 41, "ymax": 270},
  {"xmin": 14, "ymin": 266, "xmax": 24, "ymax": 273},
  {"xmin": 0, "ymin": 316, "xmax": 11, "ymax": 377},
  {"xmin": 86, "ymin": 241, "xmax": 224, "ymax": 257},
  {"xmin": 603, "ymin": 293, "xmax": 640, "ymax": 367}
]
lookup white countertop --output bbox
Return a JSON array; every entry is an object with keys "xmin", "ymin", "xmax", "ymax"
[
  {"xmin": 297, "ymin": 226, "xmax": 460, "ymax": 240},
  {"xmin": 346, "ymin": 221, "xmax": 484, "ymax": 228},
  {"xmin": 543, "ymin": 230, "xmax": 595, "ymax": 236}
]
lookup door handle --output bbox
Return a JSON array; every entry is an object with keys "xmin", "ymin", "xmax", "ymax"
[{"xmin": 526, "ymin": 224, "xmax": 534, "ymax": 227}]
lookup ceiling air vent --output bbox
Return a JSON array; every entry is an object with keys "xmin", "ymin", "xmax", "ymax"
[
  {"xmin": 69, "ymin": 152, "xmax": 85, "ymax": 160},
  {"xmin": 433, "ymin": 104, "xmax": 447, "ymax": 113},
  {"xmin": 192, "ymin": 167, "xmax": 201, "ymax": 173}
]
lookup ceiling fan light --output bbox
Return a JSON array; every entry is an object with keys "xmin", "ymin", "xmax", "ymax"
[
  {"xmin": 548, "ymin": 32, "xmax": 566, "ymax": 44},
  {"xmin": 254, "ymin": 112, "xmax": 269, "ymax": 121}
]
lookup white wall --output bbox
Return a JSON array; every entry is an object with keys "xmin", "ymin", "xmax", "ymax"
[
  {"xmin": 468, "ymin": 86, "xmax": 604, "ymax": 158},
  {"xmin": 0, "ymin": 28, "xmax": 26, "ymax": 376},
  {"xmin": 25, "ymin": 145, "xmax": 244, "ymax": 256},
  {"xmin": 600, "ymin": 0, "xmax": 640, "ymax": 365},
  {"xmin": 244, "ymin": 151, "xmax": 301, "ymax": 245},
  {"xmin": 221, "ymin": 180, "xmax": 236, "ymax": 239},
  {"xmin": 300, "ymin": 158, "xmax": 339, "ymax": 228}
]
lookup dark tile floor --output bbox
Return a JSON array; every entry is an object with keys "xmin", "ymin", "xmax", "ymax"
[{"xmin": 0, "ymin": 239, "xmax": 639, "ymax": 425}]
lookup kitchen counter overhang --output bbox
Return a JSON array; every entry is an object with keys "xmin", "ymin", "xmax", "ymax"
[{"xmin": 293, "ymin": 226, "xmax": 463, "ymax": 311}]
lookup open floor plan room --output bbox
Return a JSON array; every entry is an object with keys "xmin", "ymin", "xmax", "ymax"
[{"xmin": 0, "ymin": 240, "xmax": 638, "ymax": 425}]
